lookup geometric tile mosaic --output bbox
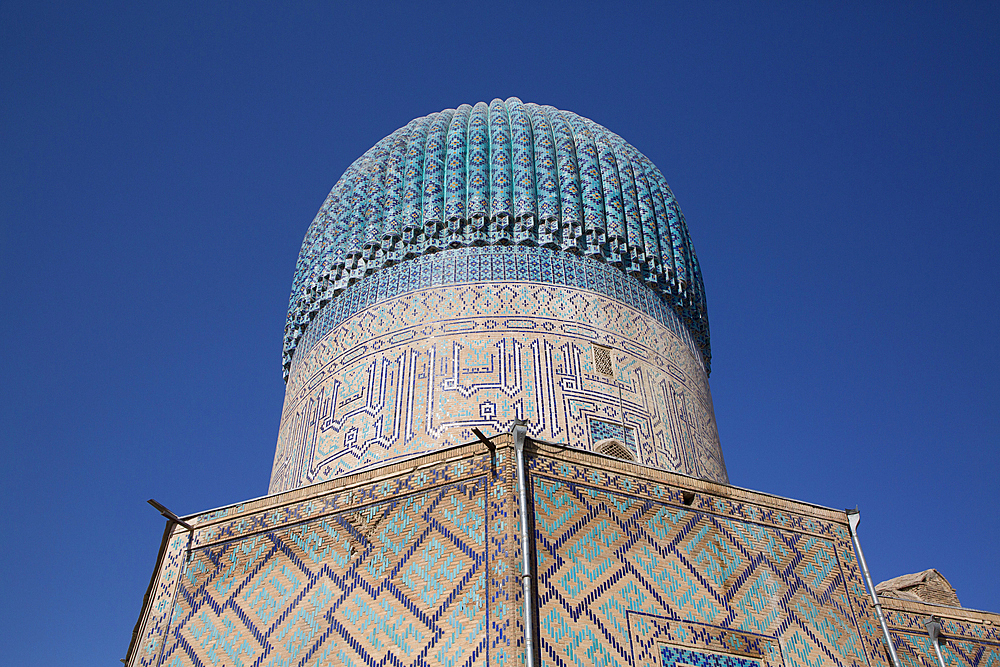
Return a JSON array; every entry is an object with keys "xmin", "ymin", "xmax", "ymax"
[
  {"xmin": 131, "ymin": 441, "xmax": 1000, "ymax": 667},
  {"xmin": 660, "ymin": 645, "xmax": 760, "ymax": 667},
  {"xmin": 589, "ymin": 418, "xmax": 637, "ymax": 452},
  {"xmin": 531, "ymin": 453, "xmax": 878, "ymax": 667},
  {"xmin": 890, "ymin": 631, "xmax": 1000, "ymax": 667},
  {"xmin": 629, "ymin": 615, "xmax": 782, "ymax": 667}
]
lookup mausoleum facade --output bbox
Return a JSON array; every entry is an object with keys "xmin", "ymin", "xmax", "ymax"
[{"xmin": 126, "ymin": 99, "xmax": 999, "ymax": 667}]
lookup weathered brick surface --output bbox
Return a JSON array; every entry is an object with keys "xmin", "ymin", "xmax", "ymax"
[{"xmin": 880, "ymin": 596, "xmax": 1000, "ymax": 667}]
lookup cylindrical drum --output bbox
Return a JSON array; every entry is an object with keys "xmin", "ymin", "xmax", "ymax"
[{"xmin": 270, "ymin": 245, "xmax": 726, "ymax": 492}]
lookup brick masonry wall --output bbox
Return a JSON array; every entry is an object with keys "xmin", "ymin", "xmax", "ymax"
[{"xmin": 880, "ymin": 596, "xmax": 999, "ymax": 667}]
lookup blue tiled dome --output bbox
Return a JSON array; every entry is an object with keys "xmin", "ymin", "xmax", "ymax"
[{"xmin": 284, "ymin": 98, "xmax": 710, "ymax": 377}]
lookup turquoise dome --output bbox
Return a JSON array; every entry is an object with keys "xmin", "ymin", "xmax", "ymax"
[{"xmin": 285, "ymin": 98, "xmax": 710, "ymax": 377}]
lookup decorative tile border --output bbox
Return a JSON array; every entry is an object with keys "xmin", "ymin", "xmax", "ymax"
[
  {"xmin": 529, "ymin": 453, "xmax": 846, "ymax": 540},
  {"xmin": 293, "ymin": 245, "xmax": 702, "ymax": 375},
  {"xmin": 271, "ymin": 272, "xmax": 725, "ymax": 492},
  {"xmin": 627, "ymin": 612, "xmax": 782, "ymax": 667},
  {"xmin": 196, "ymin": 451, "xmax": 494, "ymax": 549},
  {"xmin": 878, "ymin": 597, "xmax": 1000, "ymax": 667}
]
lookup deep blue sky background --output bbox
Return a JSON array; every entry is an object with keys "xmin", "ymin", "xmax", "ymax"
[{"xmin": 2, "ymin": 2, "xmax": 998, "ymax": 663}]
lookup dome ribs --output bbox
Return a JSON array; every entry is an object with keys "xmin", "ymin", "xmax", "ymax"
[
  {"xmin": 675, "ymin": 207, "xmax": 697, "ymax": 306},
  {"xmin": 595, "ymin": 129, "xmax": 625, "ymax": 267},
  {"xmin": 465, "ymin": 102, "xmax": 490, "ymax": 242},
  {"xmin": 377, "ymin": 121, "xmax": 414, "ymax": 267},
  {"xmin": 689, "ymin": 249, "xmax": 709, "ymax": 356},
  {"xmin": 400, "ymin": 115, "xmax": 431, "ymax": 259},
  {"xmin": 527, "ymin": 103, "xmax": 560, "ymax": 249},
  {"xmin": 644, "ymin": 165, "xmax": 676, "ymax": 288},
  {"xmin": 361, "ymin": 136, "xmax": 394, "ymax": 276},
  {"xmin": 630, "ymin": 151, "xmax": 655, "ymax": 279},
  {"xmin": 569, "ymin": 113, "xmax": 606, "ymax": 261},
  {"xmin": 547, "ymin": 108, "xmax": 583, "ymax": 254},
  {"xmin": 638, "ymin": 169, "xmax": 665, "ymax": 286},
  {"xmin": 342, "ymin": 143, "xmax": 382, "ymax": 288},
  {"xmin": 507, "ymin": 97, "xmax": 538, "ymax": 246},
  {"xmin": 282, "ymin": 99, "xmax": 714, "ymax": 379},
  {"xmin": 327, "ymin": 171, "xmax": 356, "ymax": 293},
  {"xmin": 643, "ymin": 162, "xmax": 673, "ymax": 288},
  {"xmin": 420, "ymin": 109, "xmax": 453, "ymax": 253},
  {"xmin": 289, "ymin": 191, "xmax": 331, "ymax": 301},
  {"xmin": 663, "ymin": 190, "xmax": 690, "ymax": 296},
  {"xmin": 610, "ymin": 136, "xmax": 639, "ymax": 270},
  {"xmin": 444, "ymin": 104, "xmax": 471, "ymax": 247},
  {"xmin": 488, "ymin": 98, "xmax": 513, "ymax": 244}
]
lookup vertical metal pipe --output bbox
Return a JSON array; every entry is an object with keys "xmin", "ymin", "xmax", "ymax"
[
  {"xmin": 932, "ymin": 638, "xmax": 947, "ymax": 667},
  {"xmin": 513, "ymin": 420, "xmax": 536, "ymax": 667},
  {"xmin": 847, "ymin": 510, "xmax": 903, "ymax": 667},
  {"xmin": 925, "ymin": 617, "xmax": 948, "ymax": 667}
]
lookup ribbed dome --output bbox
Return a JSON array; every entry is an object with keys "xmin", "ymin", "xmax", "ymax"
[{"xmin": 284, "ymin": 98, "xmax": 710, "ymax": 377}]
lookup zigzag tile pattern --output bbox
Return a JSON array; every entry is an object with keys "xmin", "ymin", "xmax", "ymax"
[
  {"xmin": 284, "ymin": 99, "xmax": 710, "ymax": 377},
  {"xmin": 882, "ymin": 605, "xmax": 1000, "ymax": 667}
]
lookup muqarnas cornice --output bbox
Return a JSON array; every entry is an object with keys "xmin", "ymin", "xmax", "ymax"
[{"xmin": 284, "ymin": 98, "xmax": 710, "ymax": 379}]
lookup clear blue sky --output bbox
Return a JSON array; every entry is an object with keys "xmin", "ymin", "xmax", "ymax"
[{"xmin": 2, "ymin": 2, "xmax": 997, "ymax": 663}]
